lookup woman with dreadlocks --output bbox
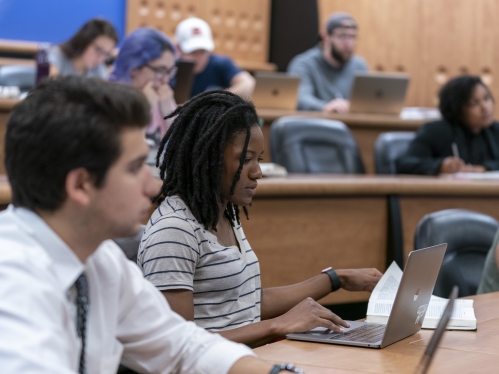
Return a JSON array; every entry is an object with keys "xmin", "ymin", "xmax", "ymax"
[{"xmin": 137, "ymin": 90, "xmax": 382, "ymax": 348}]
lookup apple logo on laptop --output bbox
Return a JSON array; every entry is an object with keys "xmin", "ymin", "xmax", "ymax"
[
  {"xmin": 414, "ymin": 288, "xmax": 420, "ymax": 301},
  {"xmin": 375, "ymin": 89, "xmax": 384, "ymax": 99}
]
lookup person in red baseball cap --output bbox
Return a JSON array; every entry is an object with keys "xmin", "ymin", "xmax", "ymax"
[{"xmin": 175, "ymin": 17, "xmax": 255, "ymax": 99}]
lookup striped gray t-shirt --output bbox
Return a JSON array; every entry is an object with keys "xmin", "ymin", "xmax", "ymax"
[{"xmin": 137, "ymin": 196, "xmax": 261, "ymax": 331}]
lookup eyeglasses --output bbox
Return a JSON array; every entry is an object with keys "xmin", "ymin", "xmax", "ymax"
[
  {"xmin": 93, "ymin": 44, "xmax": 113, "ymax": 60},
  {"xmin": 330, "ymin": 33, "xmax": 357, "ymax": 41},
  {"xmin": 145, "ymin": 64, "xmax": 178, "ymax": 80}
]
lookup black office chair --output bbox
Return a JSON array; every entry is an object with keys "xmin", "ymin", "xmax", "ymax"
[
  {"xmin": 374, "ymin": 132, "xmax": 416, "ymax": 174},
  {"xmin": 0, "ymin": 65, "xmax": 36, "ymax": 92},
  {"xmin": 270, "ymin": 116, "xmax": 365, "ymax": 173},
  {"xmin": 113, "ymin": 225, "xmax": 145, "ymax": 264},
  {"xmin": 414, "ymin": 209, "xmax": 499, "ymax": 297},
  {"xmin": 374, "ymin": 132, "xmax": 416, "ymax": 268}
]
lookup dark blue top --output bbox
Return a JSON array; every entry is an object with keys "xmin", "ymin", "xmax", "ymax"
[{"xmin": 190, "ymin": 54, "xmax": 242, "ymax": 97}]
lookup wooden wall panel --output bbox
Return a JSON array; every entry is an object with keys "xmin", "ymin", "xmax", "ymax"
[
  {"xmin": 319, "ymin": 0, "xmax": 499, "ymax": 110},
  {"xmin": 318, "ymin": 0, "xmax": 421, "ymax": 106},
  {"xmin": 419, "ymin": 0, "xmax": 478, "ymax": 107},
  {"xmin": 126, "ymin": 0, "xmax": 270, "ymax": 62}
]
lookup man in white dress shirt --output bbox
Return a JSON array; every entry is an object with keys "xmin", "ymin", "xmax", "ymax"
[{"xmin": 0, "ymin": 77, "xmax": 281, "ymax": 373}]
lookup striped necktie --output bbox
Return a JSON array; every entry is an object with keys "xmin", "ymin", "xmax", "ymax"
[{"xmin": 75, "ymin": 273, "xmax": 89, "ymax": 374}]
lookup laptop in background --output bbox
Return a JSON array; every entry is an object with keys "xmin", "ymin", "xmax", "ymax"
[
  {"xmin": 349, "ymin": 72, "xmax": 410, "ymax": 115},
  {"xmin": 172, "ymin": 60, "xmax": 195, "ymax": 105},
  {"xmin": 251, "ymin": 71, "xmax": 300, "ymax": 110},
  {"xmin": 286, "ymin": 244, "xmax": 447, "ymax": 349},
  {"xmin": 414, "ymin": 286, "xmax": 458, "ymax": 374}
]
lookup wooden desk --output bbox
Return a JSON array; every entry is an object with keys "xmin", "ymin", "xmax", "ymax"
[
  {"xmin": 0, "ymin": 39, "xmax": 38, "ymax": 56},
  {"xmin": 243, "ymin": 175, "xmax": 499, "ymax": 304},
  {"xmin": 2, "ymin": 173, "xmax": 499, "ymax": 305},
  {"xmin": 0, "ymin": 103, "xmax": 427, "ymax": 175},
  {"xmin": 257, "ymin": 109, "xmax": 427, "ymax": 174},
  {"xmin": 0, "ymin": 98, "xmax": 19, "ymax": 175},
  {"xmin": 254, "ymin": 292, "xmax": 499, "ymax": 373},
  {"xmin": 236, "ymin": 59, "xmax": 277, "ymax": 72}
]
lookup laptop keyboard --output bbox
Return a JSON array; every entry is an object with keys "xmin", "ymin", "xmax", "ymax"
[{"xmin": 328, "ymin": 324, "xmax": 386, "ymax": 344}]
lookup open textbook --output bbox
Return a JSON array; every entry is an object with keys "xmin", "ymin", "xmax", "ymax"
[{"xmin": 365, "ymin": 262, "xmax": 477, "ymax": 330}]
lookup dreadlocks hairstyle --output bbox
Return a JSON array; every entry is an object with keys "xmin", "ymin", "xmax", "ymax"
[{"xmin": 156, "ymin": 90, "xmax": 259, "ymax": 231}]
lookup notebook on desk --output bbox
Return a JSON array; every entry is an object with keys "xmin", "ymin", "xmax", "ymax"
[
  {"xmin": 286, "ymin": 244, "xmax": 447, "ymax": 349},
  {"xmin": 349, "ymin": 72, "xmax": 409, "ymax": 115}
]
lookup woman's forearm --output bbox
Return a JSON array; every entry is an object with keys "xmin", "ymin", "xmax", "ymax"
[
  {"xmin": 261, "ymin": 274, "xmax": 332, "ymax": 320},
  {"xmin": 216, "ymin": 319, "xmax": 281, "ymax": 348}
]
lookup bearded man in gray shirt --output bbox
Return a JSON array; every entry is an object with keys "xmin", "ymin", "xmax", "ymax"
[{"xmin": 288, "ymin": 12, "xmax": 368, "ymax": 113}]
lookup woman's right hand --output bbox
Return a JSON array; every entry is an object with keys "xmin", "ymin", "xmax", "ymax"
[
  {"xmin": 142, "ymin": 81, "xmax": 160, "ymax": 108},
  {"xmin": 272, "ymin": 297, "xmax": 350, "ymax": 335},
  {"xmin": 440, "ymin": 156, "xmax": 466, "ymax": 174}
]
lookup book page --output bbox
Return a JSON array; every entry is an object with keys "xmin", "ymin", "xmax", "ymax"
[
  {"xmin": 425, "ymin": 297, "xmax": 473, "ymax": 319},
  {"xmin": 366, "ymin": 261, "xmax": 476, "ymax": 329},
  {"xmin": 367, "ymin": 262, "xmax": 402, "ymax": 316}
]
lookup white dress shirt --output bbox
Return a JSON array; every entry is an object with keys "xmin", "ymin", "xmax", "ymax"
[{"xmin": 0, "ymin": 205, "xmax": 254, "ymax": 374}]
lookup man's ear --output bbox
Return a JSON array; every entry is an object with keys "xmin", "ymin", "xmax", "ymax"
[{"xmin": 65, "ymin": 168, "xmax": 95, "ymax": 207}]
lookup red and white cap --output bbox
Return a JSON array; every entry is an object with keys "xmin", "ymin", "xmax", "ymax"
[{"xmin": 175, "ymin": 17, "xmax": 215, "ymax": 54}]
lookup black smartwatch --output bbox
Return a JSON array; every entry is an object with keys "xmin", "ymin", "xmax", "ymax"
[
  {"xmin": 322, "ymin": 266, "xmax": 342, "ymax": 292},
  {"xmin": 269, "ymin": 363, "xmax": 304, "ymax": 374}
]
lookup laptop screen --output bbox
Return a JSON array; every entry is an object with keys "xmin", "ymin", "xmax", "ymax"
[{"xmin": 414, "ymin": 286, "xmax": 459, "ymax": 374}]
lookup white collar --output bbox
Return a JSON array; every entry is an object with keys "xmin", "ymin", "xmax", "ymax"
[{"xmin": 11, "ymin": 205, "xmax": 85, "ymax": 291}]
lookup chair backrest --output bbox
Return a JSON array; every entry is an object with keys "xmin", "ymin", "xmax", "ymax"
[
  {"xmin": 270, "ymin": 116, "xmax": 365, "ymax": 174},
  {"xmin": 374, "ymin": 131, "xmax": 416, "ymax": 174},
  {"xmin": 0, "ymin": 65, "xmax": 36, "ymax": 92},
  {"xmin": 414, "ymin": 209, "xmax": 499, "ymax": 297},
  {"xmin": 113, "ymin": 225, "xmax": 145, "ymax": 263}
]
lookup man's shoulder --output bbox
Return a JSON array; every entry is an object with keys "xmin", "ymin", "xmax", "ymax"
[
  {"xmin": 210, "ymin": 53, "xmax": 236, "ymax": 64},
  {"xmin": 288, "ymin": 47, "xmax": 322, "ymax": 70},
  {"xmin": 346, "ymin": 55, "xmax": 368, "ymax": 71}
]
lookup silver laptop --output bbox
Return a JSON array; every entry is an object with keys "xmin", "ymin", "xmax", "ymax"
[
  {"xmin": 349, "ymin": 72, "xmax": 410, "ymax": 114},
  {"xmin": 286, "ymin": 244, "xmax": 447, "ymax": 349},
  {"xmin": 251, "ymin": 72, "xmax": 300, "ymax": 110},
  {"xmin": 414, "ymin": 285, "xmax": 458, "ymax": 374}
]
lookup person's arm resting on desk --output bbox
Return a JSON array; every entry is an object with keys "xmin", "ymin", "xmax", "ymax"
[
  {"xmin": 163, "ymin": 267, "xmax": 381, "ymax": 348},
  {"xmin": 228, "ymin": 71, "xmax": 255, "ymax": 99}
]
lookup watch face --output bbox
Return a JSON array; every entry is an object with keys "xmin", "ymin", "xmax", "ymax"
[{"xmin": 322, "ymin": 266, "xmax": 333, "ymax": 273}]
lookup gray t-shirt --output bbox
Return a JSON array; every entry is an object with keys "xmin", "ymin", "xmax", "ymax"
[
  {"xmin": 287, "ymin": 46, "xmax": 368, "ymax": 111},
  {"xmin": 137, "ymin": 196, "xmax": 261, "ymax": 332},
  {"xmin": 477, "ymin": 230, "xmax": 499, "ymax": 294},
  {"xmin": 48, "ymin": 46, "xmax": 109, "ymax": 79}
]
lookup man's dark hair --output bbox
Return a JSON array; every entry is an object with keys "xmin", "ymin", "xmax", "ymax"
[
  {"xmin": 5, "ymin": 76, "xmax": 150, "ymax": 211},
  {"xmin": 156, "ymin": 90, "xmax": 259, "ymax": 230},
  {"xmin": 60, "ymin": 18, "xmax": 118, "ymax": 59},
  {"xmin": 438, "ymin": 75, "xmax": 493, "ymax": 124}
]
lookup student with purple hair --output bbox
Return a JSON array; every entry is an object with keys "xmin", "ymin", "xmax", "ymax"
[{"xmin": 110, "ymin": 28, "xmax": 177, "ymax": 146}]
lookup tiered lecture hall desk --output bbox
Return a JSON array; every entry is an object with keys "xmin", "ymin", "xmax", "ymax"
[
  {"xmin": 257, "ymin": 109, "xmax": 427, "ymax": 174},
  {"xmin": 3, "ymin": 99, "xmax": 499, "ymax": 305},
  {"xmin": 254, "ymin": 291, "xmax": 499, "ymax": 373},
  {"xmin": 242, "ymin": 175, "xmax": 499, "ymax": 305}
]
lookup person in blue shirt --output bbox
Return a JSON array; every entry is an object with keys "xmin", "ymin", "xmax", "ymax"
[{"xmin": 175, "ymin": 17, "xmax": 255, "ymax": 98}]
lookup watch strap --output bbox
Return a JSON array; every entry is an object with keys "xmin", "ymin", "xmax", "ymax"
[
  {"xmin": 269, "ymin": 363, "xmax": 304, "ymax": 374},
  {"xmin": 322, "ymin": 267, "xmax": 342, "ymax": 292}
]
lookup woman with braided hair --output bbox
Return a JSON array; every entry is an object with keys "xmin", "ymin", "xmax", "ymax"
[{"xmin": 137, "ymin": 90, "xmax": 382, "ymax": 347}]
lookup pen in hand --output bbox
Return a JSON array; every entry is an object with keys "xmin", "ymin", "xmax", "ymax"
[{"xmin": 451, "ymin": 142, "xmax": 460, "ymax": 159}]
